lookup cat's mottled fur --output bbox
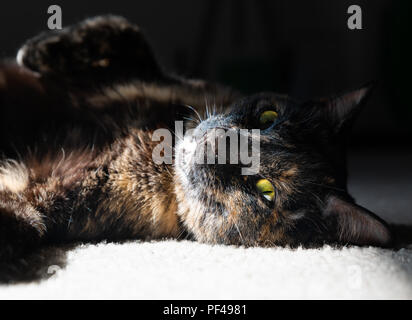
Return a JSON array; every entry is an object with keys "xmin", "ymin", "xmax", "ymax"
[{"xmin": 0, "ymin": 16, "xmax": 392, "ymax": 267}]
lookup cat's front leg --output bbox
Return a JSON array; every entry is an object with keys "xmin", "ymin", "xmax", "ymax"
[{"xmin": 17, "ymin": 15, "xmax": 163, "ymax": 86}]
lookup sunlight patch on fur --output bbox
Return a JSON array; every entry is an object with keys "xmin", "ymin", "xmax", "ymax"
[{"xmin": 0, "ymin": 160, "xmax": 29, "ymax": 193}]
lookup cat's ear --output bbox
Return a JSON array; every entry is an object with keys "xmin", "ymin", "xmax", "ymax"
[
  {"xmin": 323, "ymin": 195, "xmax": 392, "ymax": 247},
  {"xmin": 321, "ymin": 83, "xmax": 374, "ymax": 132}
]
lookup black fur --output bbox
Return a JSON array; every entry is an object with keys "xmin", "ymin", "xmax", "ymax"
[{"xmin": 0, "ymin": 16, "xmax": 398, "ymax": 282}]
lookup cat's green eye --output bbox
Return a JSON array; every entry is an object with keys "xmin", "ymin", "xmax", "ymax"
[
  {"xmin": 256, "ymin": 179, "xmax": 275, "ymax": 201},
  {"xmin": 259, "ymin": 110, "xmax": 278, "ymax": 128}
]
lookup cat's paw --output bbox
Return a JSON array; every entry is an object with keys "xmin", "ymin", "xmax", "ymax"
[{"xmin": 17, "ymin": 15, "xmax": 162, "ymax": 84}]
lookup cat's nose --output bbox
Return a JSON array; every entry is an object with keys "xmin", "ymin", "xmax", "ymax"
[
  {"xmin": 196, "ymin": 117, "xmax": 221, "ymax": 134},
  {"xmin": 192, "ymin": 130, "xmax": 239, "ymax": 166},
  {"xmin": 193, "ymin": 116, "xmax": 232, "ymax": 138}
]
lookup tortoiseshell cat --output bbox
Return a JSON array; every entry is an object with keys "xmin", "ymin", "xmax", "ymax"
[{"xmin": 0, "ymin": 16, "xmax": 392, "ymax": 265}]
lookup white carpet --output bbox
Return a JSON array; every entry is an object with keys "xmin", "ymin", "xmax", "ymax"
[
  {"xmin": 0, "ymin": 240, "xmax": 411, "ymax": 299},
  {"xmin": 0, "ymin": 149, "xmax": 411, "ymax": 299}
]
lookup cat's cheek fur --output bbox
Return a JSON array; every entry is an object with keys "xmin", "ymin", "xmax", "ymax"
[{"xmin": 173, "ymin": 168, "xmax": 287, "ymax": 247}]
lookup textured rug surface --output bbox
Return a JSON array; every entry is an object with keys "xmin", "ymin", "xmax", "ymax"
[
  {"xmin": 0, "ymin": 149, "xmax": 411, "ymax": 299},
  {"xmin": 1, "ymin": 240, "xmax": 412, "ymax": 299}
]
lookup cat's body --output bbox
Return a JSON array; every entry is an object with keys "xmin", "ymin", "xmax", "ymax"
[
  {"xmin": 0, "ymin": 61, "xmax": 237, "ymax": 257},
  {"xmin": 0, "ymin": 16, "xmax": 392, "ymax": 265}
]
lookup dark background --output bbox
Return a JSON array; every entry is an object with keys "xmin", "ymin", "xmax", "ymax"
[{"xmin": 0, "ymin": 1, "xmax": 411, "ymax": 222}]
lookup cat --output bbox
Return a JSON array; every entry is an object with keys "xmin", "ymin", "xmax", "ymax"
[{"xmin": 0, "ymin": 15, "xmax": 392, "ymax": 266}]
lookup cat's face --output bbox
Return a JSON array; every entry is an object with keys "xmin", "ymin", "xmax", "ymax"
[{"xmin": 174, "ymin": 87, "xmax": 392, "ymax": 247}]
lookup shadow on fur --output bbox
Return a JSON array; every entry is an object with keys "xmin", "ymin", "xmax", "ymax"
[
  {"xmin": 390, "ymin": 224, "xmax": 412, "ymax": 249},
  {"xmin": 0, "ymin": 243, "xmax": 74, "ymax": 284}
]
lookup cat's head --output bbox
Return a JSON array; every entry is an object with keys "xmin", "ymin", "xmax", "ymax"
[{"xmin": 174, "ymin": 85, "xmax": 392, "ymax": 247}]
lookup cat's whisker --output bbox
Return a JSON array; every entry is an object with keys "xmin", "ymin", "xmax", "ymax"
[
  {"xmin": 175, "ymin": 228, "xmax": 187, "ymax": 241},
  {"xmin": 183, "ymin": 117, "xmax": 200, "ymax": 128},
  {"xmin": 163, "ymin": 165, "xmax": 174, "ymax": 180},
  {"xmin": 299, "ymin": 179, "xmax": 345, "ymax": 193},
  {"xmin": 234, "ymin": 222, "xmax": 245, "ymax": 246},
  {"xmin": 204, "ymin": 96, "xmax": 213, "ymax": 120},
  {"xmin": 180, "ymin": 104, "xmax": 203, "ymax": 123}
]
